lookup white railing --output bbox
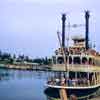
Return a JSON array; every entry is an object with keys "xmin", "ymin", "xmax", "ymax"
[{"xmin": 47, "ymin": 76, "xmax": 100, "ymax": 88}]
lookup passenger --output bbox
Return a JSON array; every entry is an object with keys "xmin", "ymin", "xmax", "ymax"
[
  {"xmin": 78, "ymin": 78, "xmax": 83, "ymax": 86},
  {"xmin": 83, "ymin": 78, "xmax": 88, "ymax": 86},
  {"xmin": 87, "ymin": 79, "xmax": 90, "ymax": 86},
  {"xmin": 55, "ymin": 78, "xmax": 60, "ymax": 85},
  {"xmin": 61, "ymin": 77, "xmax": 65, "ymax": 86},
  {"xmin": 72, "ymin": 78, "xmax": 77, "ymax": 86},
  {"xmin": 47, "ymin": 79, "xmax": 54, "ymax": 85},
  {"xmin": 67, "ymin": 78, "xmax": 73, "ymax": 86},
  {"xmin": 49, "ymin": 77, "xmax": 55, "ymax": 85}
]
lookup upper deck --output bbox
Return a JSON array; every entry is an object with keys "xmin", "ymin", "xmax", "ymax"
[{"xmin": 52, "ymin": 35, "xmax": 100, "ymax": 72}]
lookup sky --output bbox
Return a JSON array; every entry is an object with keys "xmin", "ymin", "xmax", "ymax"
[{"xmin": 0, "ymin": 0, "xmax": 100, "ymax": 58}]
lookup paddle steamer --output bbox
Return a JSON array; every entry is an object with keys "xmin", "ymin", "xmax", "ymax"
[{"xmin": 45, "ymin": 11, "xmax": 100, "ymax": 99}]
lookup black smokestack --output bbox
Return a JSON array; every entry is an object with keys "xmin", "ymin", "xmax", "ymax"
[
  {"xmin": 62, "ymin": 14, "xmax": 66, "ymax": 47},
  {"xmin": 85, "ymin": 11, "xmax": 90, "ymax": 50}
]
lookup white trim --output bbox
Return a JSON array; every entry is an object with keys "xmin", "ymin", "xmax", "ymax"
[{"xmin": 45, "ymin": 84, "xmax": 100, "ymax": 89}]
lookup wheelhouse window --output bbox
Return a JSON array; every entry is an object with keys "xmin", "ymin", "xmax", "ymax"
[
  {"xmin": 57, "ymin": 57, "xmax": 64, "ymax": 64},
  {"xmin": 73, "ymin": 56, "xmax": 81, "ymax": 64}
]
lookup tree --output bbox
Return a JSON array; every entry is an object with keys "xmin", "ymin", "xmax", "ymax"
[{"xmin": 13, "ymin": 54, "xmax": 16, "ymax": 59}]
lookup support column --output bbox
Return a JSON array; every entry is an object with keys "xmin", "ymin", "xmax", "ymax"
[
  {"xmin": 98, "ymin": 72, "xmax": 100, "ymax": 83},
  {"xmin": 75, "ymin": 72, "xmax": 77, "ymax": 86},
  {"xmin": 99, "ymin": 72, "xmax": 100, "ymax": 83},
  {"xmin": 87, "ymin": 72, "xmax": 90, "ymax": 86},
  {"xmin": 75, "ymin": 72, "xmax": 77, "ymax": 79},
  {"xmin": 96, "ymin": 72, "xmax": 98, "ymax": 84},
  {"xmin": 94, "ymin": 72, "xmax": 96, "ymax": 85},
  {"xmin": 72, "ymin": 55, "xmax": 74, "ymax": 67}
]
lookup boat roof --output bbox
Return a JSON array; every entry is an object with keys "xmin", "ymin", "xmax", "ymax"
[{"xmin": 72, "ymin": 35, "xmax": 85, "ymax": 41}]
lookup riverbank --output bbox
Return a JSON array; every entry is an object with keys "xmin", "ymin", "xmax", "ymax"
[{"xmin": 0, "ymin": 64, "xmax": 51, "ymax": 71}]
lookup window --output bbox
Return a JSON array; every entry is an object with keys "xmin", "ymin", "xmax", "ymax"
[
  {"xmin": 89, "ymin": 58, "xmax": 92, "ymax": 64},
  {"xmin": 69, "ymin": 56, "xmax": 72, "ymax": 64},
  {"xmin": 73, "ymin": 57, "xmax": 81, "ymax": 64},
  {"xmin": 82, "ymin": 57, "xmax": 87, "ymax": 64},
  {"xmin": 57, "ymin": 57, "xmax": 64, "ymax": 64}
]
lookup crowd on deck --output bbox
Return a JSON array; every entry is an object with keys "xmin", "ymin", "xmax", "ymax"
[{"xmin": 47, "ymin": 76, "xmax": 95, "ymax": 87}]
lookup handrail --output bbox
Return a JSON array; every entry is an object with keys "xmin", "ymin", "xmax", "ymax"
[
  {"xmin": 47, "ymin": 80, "xmax": 100, "ymax": 88},
  {"xmin": 47, "ymin": 76, "xmax": 100, "ymax": 88}
]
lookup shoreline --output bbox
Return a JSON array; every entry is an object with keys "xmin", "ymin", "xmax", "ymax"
[{"xmin": 0, "ymin": 64, "xmax": 51, "ymax": 71}]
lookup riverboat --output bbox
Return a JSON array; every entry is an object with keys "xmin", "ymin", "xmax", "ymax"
[{"xmin": 45, "ymin": 11, "xmax": 100, "ymax": 99}]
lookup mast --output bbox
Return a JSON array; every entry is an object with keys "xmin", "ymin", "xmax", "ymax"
[{"xmin": 85, "ymin": 10, "xmax": 90, "ymax": 50}]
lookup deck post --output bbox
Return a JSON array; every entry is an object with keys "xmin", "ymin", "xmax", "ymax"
[
  {"xmin": 80, "ymin": 54, "xmax": 82, "ymax": 64},
  {"xmin": 87, "ymin": 72, "xmax": 90, "ymax": 86},
  {"xmin": 56, "ymin": 56, "xmax": 57, "ymax": 64},
  {"xmin": 98, "ymin": 72, "xmax": 100, "ymax": 82},
  {"xmin": 75, "ymin": 72, "xmax": 77, "ymax": 86},
  {"xmin": 94, "ymin": 72, "xmax": 96, "ymax": 85},
  {"xmin": 75, "ymin": 72, "xmax": 77, "ymax": 84},
  {"xmin": 67, "ymin": 71, "xmax": 69, "ymax": 79},
  {"xmin": 99, "ymin": 72, "xmax": 100, "ymax": 83},
  {"xmin": 95, "ymin": 72, "xmax": 98, "ymax": 84},
  {"xmin": 96, "ymin": 72, "xmax": 98, "ymax": 84},
  {"xmin": 97, "ymin": 72, "xmax": 99, "ymax": 84},
  {"xmin": 72, "ymin": 55, "xmax": 74, "ymax": 66}
]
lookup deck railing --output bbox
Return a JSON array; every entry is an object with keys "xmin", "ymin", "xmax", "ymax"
[{"xmin": 47, "ymin": 77, "xmax": 100, "ymax": 87}]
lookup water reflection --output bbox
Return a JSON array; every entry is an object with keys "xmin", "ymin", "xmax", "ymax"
[
  {"xmin": 0, "ymin": 68, "xmax": 59, "ymax": 100},
  {"xmin": 0, "ymin": 68, "xmax": 11, "ymax": 81},
  {"xmin": 0, "ymin": 68, "xmax": 51, "ymax": 81}
]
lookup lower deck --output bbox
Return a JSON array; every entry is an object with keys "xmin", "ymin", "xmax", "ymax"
[{"xmin": 46, "ymin": 71, "xmax": 100, "ymax": 92}]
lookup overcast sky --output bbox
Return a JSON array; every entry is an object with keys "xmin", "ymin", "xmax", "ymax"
[{"xmin": 0, "ymin": 0, "xmax": 100, "ymax": 58}]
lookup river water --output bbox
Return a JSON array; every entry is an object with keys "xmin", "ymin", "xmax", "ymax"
[
  {"xmin": 0, "ymin": 68, "xmax": 52, "ymax": 100},
  {"xmin": 0, "ymin": 68, "xmax": 100, "ymax": 100}
]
